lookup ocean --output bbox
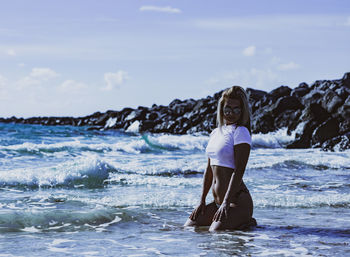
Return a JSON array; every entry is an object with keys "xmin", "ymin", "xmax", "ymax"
[{"xmin": 0, "ymin": 122, "xmax": 349, "ymax": 256}]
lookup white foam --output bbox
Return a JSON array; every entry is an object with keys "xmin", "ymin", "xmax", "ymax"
[
  {"xmin": 125, "ymin": 111, "xmax": 136, "ymax": 121},
  {"xmin": 51, "ymin": 239, "xmax": 75, "ymax": 246},
  {"xmin": 0, "ymin": 133, "xmax": 209, "ymax": 156},
  {"xmin": 252, "ymin": 127, "xmax": 295, "ymax": 148},
  {"xmin": 143, "ymin": 134, "xmax": 208, "ymax": 151},
  {"xmin": 249, "ymin": 148, "xmax": 350, "ymax": 170},
  {"xmin": 21, "ymin": 226, "xmax": 41, "ymax": 233},
  {"xmin": 253, "ymin": 191, "xmax": 350, "ymax": 208},
  {"xmin": 126, "ymin": 121, "xmax": 140, "ymax": 133},
  {"xmin": 0, "ymin": 156, "xmax": 112, "ymax": 187},
  {"xmin": 105, "ymin": 117, "xmax": 117, "ymax": 128}
]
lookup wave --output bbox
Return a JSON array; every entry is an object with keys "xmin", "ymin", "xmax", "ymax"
[
  {"xmin": 0, "ymin": 128, "xmax": 329, "ymax": 159},
  {"xmin": 251, "ymin": 128, "xmax": 295, "ymax": 148},
  {"xmin": 248, "ymin": 148, "xmax": 350, "ymax": 170},
  {"xmin": 0, "ymin": 133, "xmax": 209, "ymax": 156},
  {"xmin": 0, "ymin": 206, "xmax": 123, "ymax": 233},
  {"xmin": 0, "ymin": 155, "xmax": 206, "ymax": 189},
  {"xmin": 0, "ymin": 157, "xmax": 114, "ymax": 189},
  {"xmin": 253, "ymin": 192, "xmax": 350, "ymax": 209}
]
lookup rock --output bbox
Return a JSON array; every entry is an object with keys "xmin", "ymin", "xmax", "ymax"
[
  {"xmin": 275, "ymin": 110, "xmax": 301, "ymax": 131},
  {"xmin": 321, "ymin": 89, "xmax": 343, "ymax": 113},
  {"xmin": 339, "ymin": 119, "xmax": 350, "ymax": 134},
  {"xmin": 146, "ymin": 111, "xmax": 160, "ymax": 121},
  {"xmin": 95, "ymin": 113, "xmax": 110, "ymax": 126},
  {"xmin": 335, "ymin": 87, "xmax": 350, "ymax": 100},
  {"xmin": 271, "ymin": 96, "xmax": 303, "ymax": 116},
  {"xmin": 342, "ymin": 72, "xmax": 350, "ymax": 88},
  {"xmin": 311, "ymin": 118, "xmax": 339, "ymax": 146},
  {"xmin": 321, "ymin": 132, "xmax": 350, "ymax": 151},
  {"xmin": 2, "ymin": 72, "xmax": 350, "ymax": 148},
  {"xmin": 269, "ymin": 86, "xmax": 291, "ymax": 100},
  {"xmin": 251, "ymin": 111, "xmax": 275, "ymax": 134},
  {"xmin": 300, "ymin": 103, "xmax": 329, "ymax": 124},
  {"xmin": 246, "ymin": 88, "xmax": 267, "ymax": 102},
  {"xmin": 139, "ymin": 120, "xmax": 157, "ymax": 132},
  {"xmin": 286, "ymin": 120, "xmax": 318, "ymax": 149},
  {"xmin": 291, "ymin": 82, "xmax": 310, "ymax": 98},
  {"xmin": 337, "ymin": 95, "xmax": 350, "ymax": 120},
  {"xmin": 301, "ymin": 89, "xmax": 324, "ymax": 106}
]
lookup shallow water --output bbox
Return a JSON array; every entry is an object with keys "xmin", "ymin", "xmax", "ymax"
[{"xmin": 0, "ymin": 123, "xmax": 349, "ymax": 256}]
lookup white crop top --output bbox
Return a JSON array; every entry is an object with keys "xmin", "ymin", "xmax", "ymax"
[{"xmin": 205, "ymin": 124, "xmax": 251, "ymax": 169}]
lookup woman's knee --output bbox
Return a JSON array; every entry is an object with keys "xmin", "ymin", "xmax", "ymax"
[
  {"xmin": 184, "ymin": 203, "xmax": 217, "ymax": 227},
  {"xmin": 184, "ymin": 218, "xmax": 197, "ymax": 227},
  {"xmin": 209, "ymin": 221, "xmax": 224, "ymax": 231}
]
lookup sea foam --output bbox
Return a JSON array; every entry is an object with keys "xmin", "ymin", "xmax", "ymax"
[{"xmin": 0, "ymin": 156, "xmax": 113, "ymax": 188}]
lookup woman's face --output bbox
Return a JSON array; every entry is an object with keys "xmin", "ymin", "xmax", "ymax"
[{"xmin": 223, "ymin": 98, "xmax": 241, "ymax": 125}]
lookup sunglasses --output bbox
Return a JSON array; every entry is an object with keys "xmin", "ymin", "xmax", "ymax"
[{"xmin": 223, "ymin": 106, "xmax": 241, "ymax": 115}]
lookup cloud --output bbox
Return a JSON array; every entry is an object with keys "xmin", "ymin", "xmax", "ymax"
[
  {"xmin": 139, "ymin": 5, "xmax": 182, "ymax": 14},
  {"xmin": 206, "ymin": 68, "xmax": 279, "ymax": 91},
  {"xmin": 103, "ymin": 70, "xmax": 129, "ymax": 91},
  {"xmin": 243, "ymin": 46, "xmax": 256, "ymax": 57},
  {"xmin": 58, "ymin": 80, "xmax": 87, "ymax": 93},
  {"xmin": 7, "ymin": 49, "xmax": 16, "ymax": 56},
  {"xmin": 16, "ymin": 67, "xmax": 59, "ymax": 89},
  {"xmin": 277, "ymin": 62, "xmax": 300, "ymax": 71},
  {"xmin": 29, "ymin": 68, "xmax": 59, "ymax": 80}
]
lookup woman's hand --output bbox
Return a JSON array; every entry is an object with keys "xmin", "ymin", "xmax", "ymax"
[
  {"xmin": 189, "ymin": 201, "xmax": 206, "ymax": 221},
  {"xmin": 213, "ymin": 202, "xmax": 230, "ymax": 222}
]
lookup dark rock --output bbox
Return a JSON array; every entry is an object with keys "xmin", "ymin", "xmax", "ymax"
[
  {"xmin": 300, "ymin": 103, "xmax": 329, "ymax": 124},
  {"xmin": 271, "ymin": 96, "xmax": 303, "ymax": 116},
  {"xmin": 321, "ymin": 89, "xmax": 343, "ymax": 113},
  {"xmin": 311, "ymin": 80, "xmax": 331, "ymax": 91},
  {"xmin": 213, "ymin": 89, "xmax": 225, "ymax": 100},
  {"xmin": 286, "ymin": 121, "xmax": 318, "ymax": 149},
  {"xmin": 146, "ymin": 111, "xmax": 160, "ymax": 121},
  {"xmin": 339, "ymin": 119, "xmax": 350, "ymax": 134},
  {"xmin": 337, "ymin": 95, "xmax": 350, "ymax": 120},
  {"xmin": 2, "ymin": 72, "xmax": 350, "ymax": 149},
  {"xmin": 95, "ymin": 113, "xmax": 110, "ymax": 126},
  {"xmin": 291, "ymin": 83, "xmax": 310, "ymax": 98},
  {"xmin": 321, "ymin": 132, "xmax": 350, "ymax": 151},
  {"xmin": 139, "ymin": 120, "xmax": 157, "ymax": 132},
  {"xmin": 335, "ymin": 87, "xmax": 350, "ymax": 100},
  {"xmin": 301, "ymin": 89, "xmax": 324, "ymax": 106},
  {"xmin": 269, "ymin": 86, "xmax": 291, "ymax": 100},
  {"xmin": 342, "ymin": 72, "xmax": 350, "ymax": 88},
  {"xmin": 311, "ymin": 118, "xmax": 339, "ymax": 146},
  {"xmin": 246, "ymin": 88, "xmax": 267, "ymax": 102},
  {"xmin": 275, "ymin": 110, "xmax": 301, "ymax": 131},
  {"xmin": 251, "ymin": 111, "xmax": 274, "ymax": 134}
]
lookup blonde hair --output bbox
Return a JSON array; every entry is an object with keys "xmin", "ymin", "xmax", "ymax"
[{"xmin": 216, "ymin": 86, "xmax": 251, "ymax": 133}]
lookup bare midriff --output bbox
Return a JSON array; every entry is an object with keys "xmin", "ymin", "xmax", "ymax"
[{"xmin": 211, "ymin": 165, "xmax": 245, "ymax": 205}]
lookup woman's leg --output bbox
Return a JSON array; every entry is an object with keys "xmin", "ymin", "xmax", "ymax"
[
  {"xmin": 209, "ymin": 190, "xmax": 254, "ymax": 231},
  {"xmin": 184, "ymin": 202, "xmax": 218, "ymax": 227}
]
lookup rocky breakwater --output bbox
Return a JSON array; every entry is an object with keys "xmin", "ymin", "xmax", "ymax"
[{"xmin": 1, "ymin": 72, "xmax": 349, "ymax": 151}]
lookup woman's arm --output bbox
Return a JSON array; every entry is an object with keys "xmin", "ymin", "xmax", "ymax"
[
  {"xmin": 200, "ymin": 158, "xmax": 213, "ymax": 203},
  {"xmin": 189, "ymin": 158, "xmax": 213, "ymax": 220},
  {"xmin": 223, "ymin": 143, "xmax": 250, "ymax": 204}
]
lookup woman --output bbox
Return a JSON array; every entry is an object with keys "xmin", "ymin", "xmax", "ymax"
[{"xmin": 184, "ymin": 86, "xmax": 256, "ymax": 231}]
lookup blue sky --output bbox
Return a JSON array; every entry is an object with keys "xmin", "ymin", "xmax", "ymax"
[{"xmin": 0, "ymin": 0, "xmax": 349, "ymax": 117}]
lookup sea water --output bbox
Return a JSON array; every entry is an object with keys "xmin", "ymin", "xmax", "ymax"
[{"xmin": 0, "ymin": 123, "xmax": 349, "ymax": 256}]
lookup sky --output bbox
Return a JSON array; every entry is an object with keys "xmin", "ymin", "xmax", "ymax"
[{"xmin": 0, "ymin": 0, "xmax": 349, "ymax": 118}]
